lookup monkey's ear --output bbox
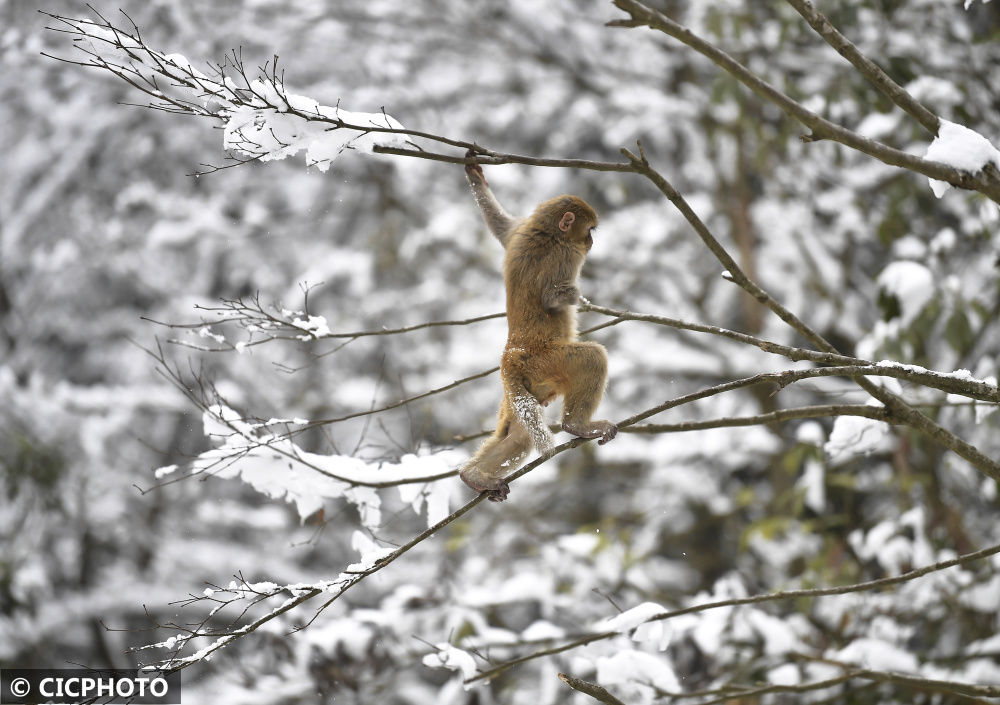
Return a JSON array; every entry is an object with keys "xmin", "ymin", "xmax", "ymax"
[{"xmin": 558, "ymin": 211, "xmax": 576, "ymax": 232}]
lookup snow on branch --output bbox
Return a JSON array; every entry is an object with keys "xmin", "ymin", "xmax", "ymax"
[
  {"xmin": 463, "ymin": 540, "xmax": 1000, "ymax": 687},
  {"xmin": 45, "ymin": 10, "xmax": 641, "ymax": 176},
  {"xmin": 43, "ymin": 10, "xmax": 408, "ymax": 172},
  {"xmin": 147, "ymin": 344, "xmax": 457, "ymax": 530},
  {"xmin": 924, "ymin": 120, "xmax": 1000, "ymax": 198},
  {"xmin": 136, "ymin": 337, "xmax": 1000, "ymax": 676},
  {"xmin": 136, "ymin": 528, "xmax": 399, "ymax": 670},
  {"xmin": 164, "ymin": 401, "xmax": 461, "ymax": 527},
  {"xmin": 619, "ymin": 147, "xmax": 1000, "ymax": 482},
  {"xmin": 610, "ymin": 0, "xmax": 1000, "ymax": 204},
  {"xmin": 143, "ymin": 293, "xmax": 506, "ymax": 357}
]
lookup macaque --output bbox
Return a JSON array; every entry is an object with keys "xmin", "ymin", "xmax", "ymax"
[{"xmin": 460, "ymin": 153, "xmax": 617, "ymax": 501}]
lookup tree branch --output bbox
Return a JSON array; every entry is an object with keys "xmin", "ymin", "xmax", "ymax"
[
  {"xmin": 620, "ymin": 148, "xmax": 1000, "ymax": 482},
  {"xmin": 557, "ymin": 673, "xmax": 627, "ymax": 705},
  {"xmin": 802, "ymin": 655, "xmax": 1000, "ymax": 699},
  {"xmin": 626, "ymin": 404, "xmax": 888, "ymax": 434},
  {"xmin": 665, "ymin": 672, "xmax": 863, "ymax": 705},
  {"xmin": 307, "ymin": 366, "xmax": 498, "ymax": 427},
  {"xmin": 374, "ymin": 145, "xmax": 634, "ymax": 173},
  {"xmin": 784, "ymin": 0, "xmax": 940, "ymax": 135},
  {"xmin": 609, "ymin": 0, "xmax": 1000, "ymax": 202},
  {"xmin": 584, "ymin": 306, "xmax": 1000, "ymax": 402},
  {"xmin": 464, "ymin": 539, "xmax": 1000, "ymax": 684},
  {"xmin": 146, "ymin": 297, "xmax": 507, "ymax": 342},
  {"xmin": 580, "ymin": 302, "xmax": 866, "ymax": 366}
]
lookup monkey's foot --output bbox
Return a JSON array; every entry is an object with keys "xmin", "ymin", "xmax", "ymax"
[
  {"xmin": 460, "ymin": 468, "xmax": 510, "ymax": 502},
  {"xmin": 562, "ymin": 420, "xmax": 618, "ymax": 445}
]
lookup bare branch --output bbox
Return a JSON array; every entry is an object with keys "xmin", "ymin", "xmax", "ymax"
[
  {"xmin": 662, "ymin": 672, "xmax": 862, "ymax": 705},
  {"xmin": 626, "ymin": 404, "xmax": 889, "ymax": 434},
  {"xmin": 146, "ymin": 298, "xmax": 506, "ymax": 344},
  {"xmin": 557, "ymin": 673, "xmax": 627, "ymax": 705},
  {"xmin": 374, "ymin": 145, "xmax": 634, "ymax": 173},
  {"xmin": 585, "ymin": 308, "xmax": 1000, "ymax": 402},
  {"xmin": 785, "ymin": 0, "xmax": 940, "ymax": 135},
  {"xmin": 802, "ymin": 655, "xmax": 1000, "ymax": 699},
  {"xmin": 311, "ymin": 312, "xmax": 505, "ymax": 340},
  {"xmin": 307, "ymin": 366, "xmax": 498, "ymax": 427},
  {"xmin": 621, "ymin": 149, "xmax": 836, "ymax": 352},
  {"xmin": 609, "ymin": 0, "xmax": 1000, "ymax": 202},
  {"xmin": 580, "ymin": 301, "xmax": 865, "ymax": 366}
]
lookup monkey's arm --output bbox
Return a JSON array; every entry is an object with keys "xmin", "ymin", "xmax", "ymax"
[
  {"xmin": 541, "ymin": 281, "xmax": 581, "ymax": 313},
  {"xmin": 465, "ymin": 155, "xmax": 521, "ymax": 248}
]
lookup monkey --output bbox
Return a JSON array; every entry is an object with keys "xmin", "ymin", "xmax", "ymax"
[{"xmin": 459, "ymin": 153, "xmax": 617, "ymax": 501}]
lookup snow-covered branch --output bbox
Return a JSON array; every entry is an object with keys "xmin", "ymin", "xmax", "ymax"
[
  {"xmin": 784, "ymin": 0, "xmax": 941, "ymax": 136},
  {"xmin": 43, "ymin": 10, "xmax": 635, "ymax": 177},
  {"xmin": 464, "ymin": 539, "xmax": 1000, "ymax": 685},
  {"xmin": 43, "ymin": 10, "xmax": 406, "ymax": 172},
  {"xmin": 131, "ymin": 356, "xmax": 915, "ymax": 672},
  {"xmin": 38, "ymin": 8, "xmax": 1000, "ymax": 700},
  {"xmin": 610, "ymin": 0, "xmax": 1000, "ymax": 203},
  {"xmin": 621, "ymin": 146, "xmax": 1000, "ymax": 482}
]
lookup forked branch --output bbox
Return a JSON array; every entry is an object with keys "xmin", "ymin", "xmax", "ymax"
[
  {"xmin": 609, "ymin": 0, "xmax": 1000, "ymax": 203},
  {"xmin": 784, "ymin": 0, "xmax": 940, "ymax": 135}
]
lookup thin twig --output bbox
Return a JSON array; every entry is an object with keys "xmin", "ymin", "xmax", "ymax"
[
  {"xmin": 580, "ymin": 302, "xmax": 865, "ymax": 366},
  {"xmin": 801, "ymin": 655, "xmax": 1000, "ymax": 699},
  {"xmin": 557, "ymin": 673, "xmax": 627, "ymax": 705},
  {"xmin": 666, "ymin": 672, "xmax": 862, "ymax": 705},
  {"xmin": 626, "ymin": 404, "xmax": 888, "ymax": 433}
]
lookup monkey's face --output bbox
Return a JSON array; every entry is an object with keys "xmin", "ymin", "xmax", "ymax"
[
  {"xmin": 570, "ymin": 216, "xmax": 597, "ymax": 252},
  {"xmin": 570, "ymin": 198, "xmax": 598, "ymax": 252}
]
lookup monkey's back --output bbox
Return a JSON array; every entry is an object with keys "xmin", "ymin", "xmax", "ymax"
[{"xmin": 502, "ymin": 227, "xmax": 583, "ymax": 349}]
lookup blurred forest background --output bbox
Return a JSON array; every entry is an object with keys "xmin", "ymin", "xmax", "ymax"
[{"xmin": 2, "ymin": 0, "xmax": 1000, "ymax": 703}]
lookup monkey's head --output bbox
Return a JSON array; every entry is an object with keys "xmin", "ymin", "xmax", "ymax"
[{"xmin": 536, "ymin": 195, "xmax": 599, "ymax": 252}]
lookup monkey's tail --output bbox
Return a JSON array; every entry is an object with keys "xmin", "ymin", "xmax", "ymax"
[{"xmin": 505, "ymin": 381, "xmax": 554, "ymax": 454}]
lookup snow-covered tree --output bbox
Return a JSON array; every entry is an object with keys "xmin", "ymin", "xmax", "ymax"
[{"xmin": 4, "ymin": 1, "xmax": 999, "ymax": 703}]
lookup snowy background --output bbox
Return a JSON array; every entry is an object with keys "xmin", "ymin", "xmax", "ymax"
[{"xmin": 3, "ymin": 1, "xmax": 1000, "ymax": 703}]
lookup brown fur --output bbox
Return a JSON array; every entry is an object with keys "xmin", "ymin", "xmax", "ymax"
[{"xmin": 460, "ymin": 159, "xmax": 616, "ymax": 501}]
